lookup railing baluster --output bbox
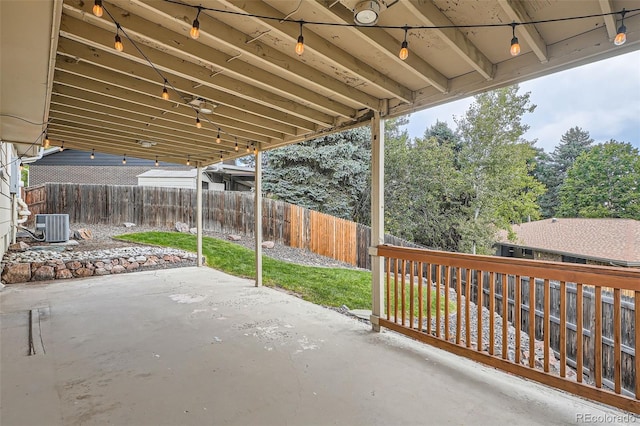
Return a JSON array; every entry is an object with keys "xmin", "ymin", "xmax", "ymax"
[
  {"xmin": 559, "ymin": 281, "xmax": 566, "ymax": 378},
  {"xmin": 477, "ymin": 270, "xmax": 483, "ymax": 352},
  {"xmin": 594, "ymin": 286, "xmax": 602, "ymax": 388},
  {"xmin": 393, "ymin": 258, "xmax": 399, "ymax": 324},
  {"xmin": 636, "ymin": 290, "xmax": 640, "ymax": 400},
  {"xmin": 456, "ymin": 267, "xmax": 462, "ymax": 345},
  {"xmin": 426, "ymin": 263, "xmax": 432, "ymax": 335},
  {"xmin": 576, "ymin": 283, "xmax": 583, "ymax": 383},
  {"xmin": 613, "ymin": 288, "xmax": 621, "ymax": 395},
  {"xmin": 544, "ymin": 278, "xmax": 550, "ymax": 373},
  {"xmin": 444, "ymin": 266, "xmax": 450, "ymax": 341},
  {"xmin": 401, "ymin": 259, "xmax": 407, "ymax": 327},
  {"xmin": 465, "ymin": 269, "xmax": 471, "ymax": 348},
  {"xmin": 409, "ymin": 261, "xmax": 415, "ymax": 330},
  {"xmin": 489, "ymin": 271, "xmax": 495, "ymax": 356},
  {"xmin": 418, "ymin": 262, "xmax": 423, "ymax": 332},
  {"xmin": 529, "ymin": 276, "xmax": 535, "ymax": 369},
  {"xmin": 386, "ymin": 257, "xmax": 391, "ymax": 321},
  {"xmin": 436, "ymin": 265, "xmax": 442, "ymax": 338},
  {"xmin": 502, "ymin": 273, "xmax": 508, "ymax": 360},
  {"xmin": 515, "ymin": 275, "xmax": 521, "ymax": 365}
]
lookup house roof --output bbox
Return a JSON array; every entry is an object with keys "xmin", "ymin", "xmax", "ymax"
[
  {"xmin": 497, "ymin": 218, "xmax": 640, "ymax": 266},
  {"xmin": 2, "ymin": 1, "xmax": 638, "ymax": 162}
]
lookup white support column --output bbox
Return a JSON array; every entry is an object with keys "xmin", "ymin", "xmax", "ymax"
[
  {"xmin": 370, "ymin": 111, "xmax": 385, "ymax": 332},
  {"xmin": 196, "ymin": 164, "xmax": 203, "ymax": 267},
  {"xmin": 254, "ymin": 148, "xmax": 263, "ymax": 287}
]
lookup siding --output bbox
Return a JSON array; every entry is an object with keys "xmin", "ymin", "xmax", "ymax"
[
  {"xmin": 30, "ymin": 165, "xmax": 187, "ymax": 186},
  {"xmin": 0, "ymin": 144, "xmax": 15, "ymax": 259}
]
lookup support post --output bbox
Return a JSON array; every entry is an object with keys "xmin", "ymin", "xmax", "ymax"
[
  {"xmin": 370, "ymin": 111, "xmax": 385, "ymax": 331},
  {"xmin": 196, "ymin": 164, "xmax": 203, "ymax": 267},
  {"xmin": 254, "ymin": 148, "xmax": 263, "ymax": 287}
]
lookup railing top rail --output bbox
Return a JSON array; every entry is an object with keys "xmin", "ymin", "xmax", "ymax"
[{"xmin": 377, "ymin": 245, "xmax": 640, "ymax": 291}]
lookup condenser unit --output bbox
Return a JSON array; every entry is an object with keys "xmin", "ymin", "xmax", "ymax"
[{"xmin": 35, "ymin": 214, "xmax": 70, "ymax": 243}]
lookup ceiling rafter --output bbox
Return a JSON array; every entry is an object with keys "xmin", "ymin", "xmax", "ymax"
[
  {"xmin": 404, "ymin": 0, "xmax": 494, "ymax": 80},
  {"xmin": 310, "ymin": 0, "xmax": 448, "ymax": 93},
  {"xmin": 106, "ymin": 0, "xmax": 382, "ymax": 111},
  {"xmin": 598, "ymin": 0, "xmax": 619, "ymax": 40},
  {"xmin": 498, "ymin": 0, "xmax": 548, "ymax": 63},
  {"xmin": 215, "ymin": 0, "xmax": 415, "ymax": 102},
  {"xmin": 61, "ymin": 3, "xmax": 358, "ymax": 119}
]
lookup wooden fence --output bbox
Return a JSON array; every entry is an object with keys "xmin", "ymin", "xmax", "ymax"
[{"xmin": 23, "ymin": 183, "xmax": 419, "ymax": 269}]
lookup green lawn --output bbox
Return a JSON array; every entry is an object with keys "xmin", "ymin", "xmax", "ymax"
[{"xmin": 115, "ymin": 232, "xmax": 454, "ymax": 316}]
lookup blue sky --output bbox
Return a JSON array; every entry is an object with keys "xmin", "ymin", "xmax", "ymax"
[{"xmin": 402, "ymin": 50, "xmax": 640, "ymax": 153}]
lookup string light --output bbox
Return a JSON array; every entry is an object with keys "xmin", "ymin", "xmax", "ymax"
[
  {"xmin": 92, "ymin": 0, "xmax": 103, "ymax": 17},
  {"xmin": 90, "ymin": 149, "xmax": 95, "ymax": 160},
  {"xmin": 122, "ymin": 154, "xmax": 127, "ymax": 165},
  {"xmin": 399, "ymin": 27, "xmax": 409, "ymax": 60},
  {"xmin": 216, "ymin": 128, "xmax": 221, "ymax": 144},
  {"xmin": 190, "ymin": 7, "xmax": 202, "ymax": 39},
  {"xmin": 220, "ymin": 151, "xmax": 223, "ymax": 161},
  {"xmin": 510, "ymin": 23, "xmax": 521, "ymax": 56},
  {"xmin": 43, "ymin": 133, "xmax": 50, "ymax": 149},
  {"xmin": 295, "ymin": 22, "xmax": 304, "ymax": 56},
  {"xmin": 59, "ymin": 142, "xmax": 64, "ymax": 152},
  {"xmin": 615, "ymin": 9, "xmax": 627, "ymax": 46},
  {"xmin": 161, "ymin": 80, "xmax": 170, "ymax": 100},
  {"xmin": 246, "ymin": 144, "xmax": 250, "ymax": 153},
  {"xmin": 186, "ymin": 155, "xmax": 191, "ymax": 166},
  {"xmin": 155, "ymin": 156, "xmax": 159, "ymax": 167},
  {"xmin": 195, "ymin": 113, "xmax": 202, "ymax": 129},
  {"xmin": 235, "ymin": 137, "xmax": 239, "ymax": 152},
  {"xmin": 114, "ymin": 26, "xmax": 124, "ymax": 52}
]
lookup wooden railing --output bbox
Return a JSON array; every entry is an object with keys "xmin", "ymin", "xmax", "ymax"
[{"xmin": 377, "ymin": 245, "xmax": 640, "ymax": 414}]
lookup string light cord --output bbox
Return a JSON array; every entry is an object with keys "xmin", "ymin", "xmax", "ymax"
[
  {"xmin": 0, "ymin": 130, "xmax": 47, "ymax": 169},
  {"xmin": 162, "ymin": 0, "xmax": 639, "ymax": 31},
  {"xmin": 0, "ymin": 114, "xmax": 52, "ymax": 126}
]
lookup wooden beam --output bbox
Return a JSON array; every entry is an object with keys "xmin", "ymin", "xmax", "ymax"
[
  {"xmin": 405, "ymin": 0, "xmax": 494, "ymax": 80},
  {"xmin": 100, "ymin": 0, "xmax": 382, "ymax": 111},
  {"xmin": 598, "ymin": 0, "xmax": 619, "ymax": 40},
  {"xmin": 498, "ymin": 0, "xmax": 548, "ymax": 63},
  {"xmin": 217, "ymin": 0, "xmax": 415, "ymax": 102},
  {"xmin": 310, "ymin": 0, "xmax": 448, "ymax": 93},
  {"xmin": 60, "ymin": 8, "xmax": 358, "ymax": 119}
]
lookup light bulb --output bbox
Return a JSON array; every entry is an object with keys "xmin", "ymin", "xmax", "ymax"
[
  {"xmin": 162, "ymin": 86, "xmax": 169, "ymax": 100},
  {"xmin": 190, "ymin": 21, "xmax": 200, "ymax": 39},
  {"xmin": 59, "ymin": 143, "xmax": 64, "ymax": 152},
  {"xmin": 235, "ymin": 139, "xmax": 239, "ymax": 152},
  {"xmin": 399, "ymin": 41, "xmax": 408, "ymax": 60},
  {"xmin": 295, "ymin": 36, "xmax": 304, "ymax": 56},
  {"xmin": 90, "ymin": 149, "xmax": 95, "ymax": 160},
  {"xmin": 216, "ymin": 129, "xmax": 221, "ymax": 144},
  {"xmin": 510, "ymin": 37, "xmax": 521, "ymax": 56},
  {"xmin": 93, "ymin": 0, "xmax": 103, "ymax": 17},
  {"xmin": 19, "ymin": 162, "xmax": 23, "ymax": 172},
  {"xmin": 114, "ymin": 34, "xmax": 124, "ymax": 52},
  {"xmin": 614, "ymin": 25, "xmax": 626, "ymax": 46},
  {"xmin": 246, "ymin": 144, "xmax": 250, "ymax": 153},
  {"xmin": 195, "ymin": 116, "xmax": 202, "ymax": 129},
  {"xmin": 43, "ymin": 134, "xmax": 50, "ymax": 148},
  {"xmin": 122, "ymin": 155, "xmax": 126, "ymax": 165},
  {"xmin": 186, "ymin": 156, "xmax": 191, "ymax": 166},
  {"xmin": 155, "ymin": 156, "xmax": 159, "ymax": 167}
]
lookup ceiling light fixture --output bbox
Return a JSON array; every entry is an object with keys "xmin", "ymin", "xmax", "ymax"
[
  {"xmin": 295, "ymin": 22, "xmax": 304, "ymax": 56},
  {"xmin": 614, "ymin": 8, "xmax": 627, "ymax": 46},
  {"xmin": 190, "ymin": 7, "xmax": 202, "ymax": 39},
  {"xmin": 399, "ymin": 27, "xmax": 409, "ymax": 60},
  {"xmin": 510, "ymin": 22, "xmax": 521, "ymax": 56},
  {"xmin": 354, "ymin": 0, "xmax": 380, "ymax": 26},
  {"xmin": 92, "ymin": 0, "xmax": 103, "ymax": 17}
]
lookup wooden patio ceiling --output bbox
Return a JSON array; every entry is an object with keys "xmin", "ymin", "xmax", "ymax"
[{"xmin": 3, "ymin": 1, "xmax": 640, "ymax": 165}]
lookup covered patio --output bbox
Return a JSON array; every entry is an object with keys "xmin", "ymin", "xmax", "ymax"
[{"xmin": 0, "ymin": 267, "xmax": 629, "ymax": 425}]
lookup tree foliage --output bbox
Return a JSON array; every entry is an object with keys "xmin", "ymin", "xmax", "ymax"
[
  {"xmin": 262, "ymin": 127, "xmax": 371, "ymax": 221},
  {"xmin": 558, "ymin": 141, "xmax": 640, "ymax": 218}
]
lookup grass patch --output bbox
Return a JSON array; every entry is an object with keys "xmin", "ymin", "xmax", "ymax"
[{"xmin": 115, "ymin": 232, "xmax": 454, "ymax": 316}]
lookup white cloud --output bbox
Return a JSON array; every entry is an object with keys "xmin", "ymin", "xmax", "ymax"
[{"xmin": 403, "ymin": 50, "xmax": 640, "ymax": 152}]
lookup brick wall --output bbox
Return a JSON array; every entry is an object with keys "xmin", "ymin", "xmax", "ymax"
[{"xmin": 29, "ymin": 165, "xmax": 185, "ymax": 186}]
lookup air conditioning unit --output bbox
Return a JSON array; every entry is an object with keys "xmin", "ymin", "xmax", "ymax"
[{"xmin": 35, "ymin": 214, "xmax": 70, "ymax": 243}]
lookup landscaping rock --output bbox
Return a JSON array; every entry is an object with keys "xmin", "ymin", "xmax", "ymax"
[
  {"xmin": 189, "ymin": 228, "xmax": 197, "ymax": 234},
  {"xmin": 2, "ymin": 263, "xmax": 31, "ymax": 284},
  {"xmin": 9, "ymin": 242, "xmax": 30, "ymax": 252},
  {"xmin": 126, "ymin": 262, "xmax": 140, "ymax": 271},
  {"xmin": 66, "ymin": 261, "xmax": 82, "ymax": 270},
  {"xmin": 56, "ymin": 269, "xmax": 73, "ymax": 279},
  {"xmin": 123, "ymin": 222, "xmax": 136, "ymax": 228},
  {"xmin": 74, "ymin": 267, "xmax": 94, "ymax": 278},
  {"xmin": 111, "ymin": 265, "xmax": 126, "ymax": 274},
  {"xmin": 94, "ymin": 268, "xmax": 109, "ymax": 276},
  {"xmin": 32, "ymin": 266, "xmax": 55, "ymax": 281},
  {"xmin": 73, "ymin": 228, "xmax": 93, "ymax": 240},
  {"xmin": 175, "ymin": 222, "xmax": 190, "ymax": 233},
  {"xmin": 227, "ymin": 234, "xmax": 242, "ymax": 241},
  {"xmin": 261, "ymin": 241, "xmax": 275, "ymax": 249}
]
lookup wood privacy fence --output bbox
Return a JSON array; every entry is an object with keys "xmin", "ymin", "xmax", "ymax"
[
  {"xmin": 24, "ymin": 183, "xmax": 420, "ymax": 269},
  {"xmin": 379, "ymin": 245, "xmax": 640, "ymax": 413}
]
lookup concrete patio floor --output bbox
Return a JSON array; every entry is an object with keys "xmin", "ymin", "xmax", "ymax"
[{"xmin": 0, "ymin": 267, "xmax": 633, "ymax": 425}]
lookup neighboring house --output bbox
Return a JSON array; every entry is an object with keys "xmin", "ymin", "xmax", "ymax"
[
  {"xmin": 28, "ymin": 149, "xmax": 189, "ymax": 187},
  {"xmin": 137, "ymin": 169, "xmax": 216, "ymax": 190},
  {"xmin": 206, "ymin": 162, "xmax": 254, "ymax": 191},
  {"xmin": 496, "ymin": 218, "xmax": 640, "ymax": 268}
]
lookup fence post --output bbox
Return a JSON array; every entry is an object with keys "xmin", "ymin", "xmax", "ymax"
[{"xmin": 370, "ymin": 110, "xmax": 385, "ymax": 331}]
